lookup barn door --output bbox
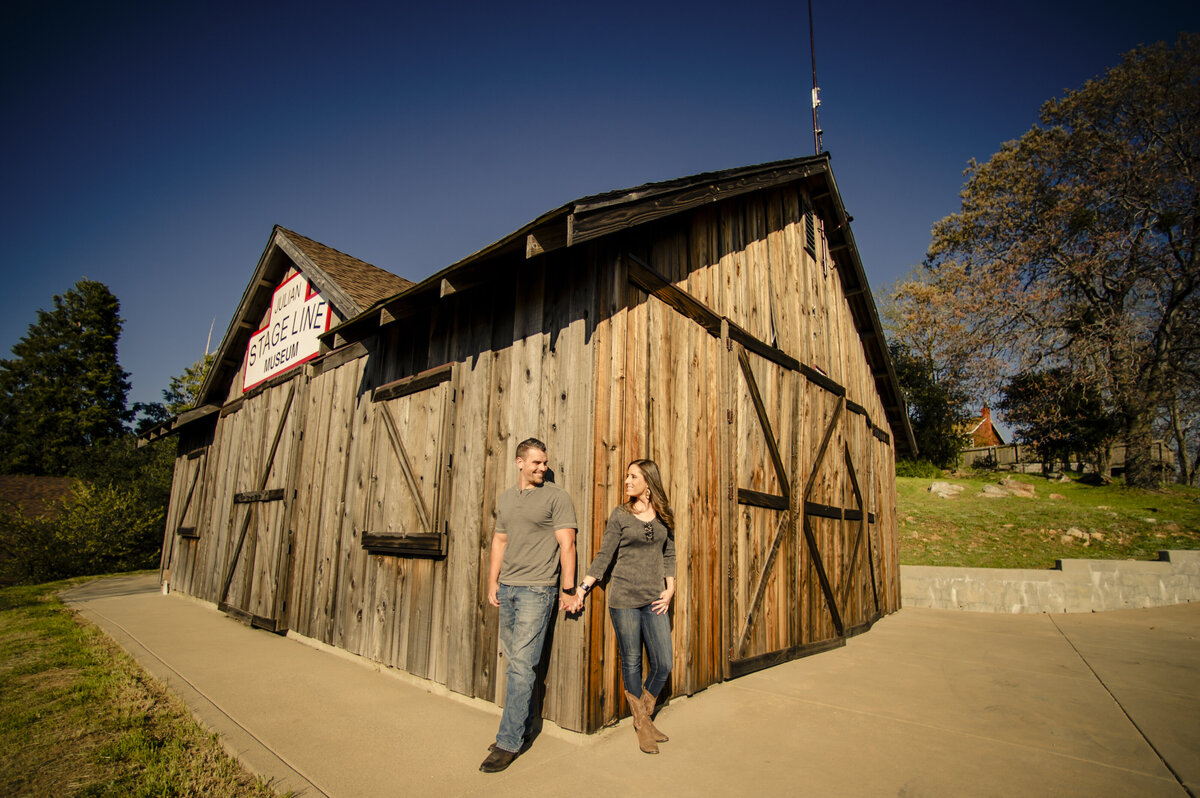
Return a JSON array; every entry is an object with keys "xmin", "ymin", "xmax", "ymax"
[
  {"xmin": 218, "ymin": 379, "xmax": 303, "ymax": 632},
  {"xmin": 726, "ymin": 342, "xmax": 854, "ymax": 676},
  {"xmin": 161, "ymin": 443, "xmax": 210, "ymax": 592},
  {"xmin": 726, "ymin": 339, "xmax": 884, "ymax": 676},
  {"xmin": 362, "ymin": 364, "xmax": 455, "ymax": 557}
]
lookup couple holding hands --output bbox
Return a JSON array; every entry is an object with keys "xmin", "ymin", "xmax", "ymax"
[{"xmin": 480, "ymin": 438, "xmax": 675, "ymax": 772}]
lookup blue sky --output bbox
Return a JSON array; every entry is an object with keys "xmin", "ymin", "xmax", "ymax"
[{"xmin": 2, "ymin": 0, "xmax": 1196, "ymax": 410}]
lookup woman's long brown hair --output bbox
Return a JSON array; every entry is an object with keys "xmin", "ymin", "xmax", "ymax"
[{"xmin": 624, "ymin": 458, "xmax": 675, "ymax": 532}]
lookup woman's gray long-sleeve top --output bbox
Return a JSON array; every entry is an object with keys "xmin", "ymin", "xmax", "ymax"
[{"xmin": 585, "ymin": 506, "xmax": 676, "ymax": 609}]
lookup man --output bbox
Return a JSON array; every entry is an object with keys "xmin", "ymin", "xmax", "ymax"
[{"xmin": 479, "ymin": 437, "xmax": 581, "ymax": 773}]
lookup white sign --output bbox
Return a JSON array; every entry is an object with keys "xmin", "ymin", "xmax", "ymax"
[{"xmin": 243, "ymin": 272, "xmax": 329, "ymax": 390}]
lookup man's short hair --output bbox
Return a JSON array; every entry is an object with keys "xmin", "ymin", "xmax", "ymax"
[{"xmin": 515, "ymin": 438, "xmax": 547, "ymax": 459}]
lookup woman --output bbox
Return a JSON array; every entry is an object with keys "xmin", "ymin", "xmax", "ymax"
[{"xmin": 576, "ymin": 459, "xmax": 675, "ymax": 754}]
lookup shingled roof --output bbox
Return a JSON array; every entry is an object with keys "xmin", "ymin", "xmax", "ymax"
[
  {"xmin": 277, "ymin": 227, "xmax": 413, "ymax": 310},
  {"xmin": 196, "ymin": 226, "xmax": 412, "ymax": 409}
]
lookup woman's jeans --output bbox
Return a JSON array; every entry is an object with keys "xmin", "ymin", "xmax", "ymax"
[
  {"xmin": 495, "ymin": 584, "xmax": 557, "ymax": 753},
  {"xmin": 609, "ymin": 605, "xmax": 673, "ymax": 697}
]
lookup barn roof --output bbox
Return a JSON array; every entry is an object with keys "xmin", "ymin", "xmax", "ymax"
[
  {"xmin": 279, "ymin": 228, "xmax": 414, "ymax": 311},
  {"xmin": 139, "ymin": 226, "xmax": 412, "ymax": 443},
  {"xmin": 196, "ymin": 226, "xmax": 412, "ymax": 406},
  {"xmin": 329, "ymin": 154, "xmax": 917, "ymax": 457}
]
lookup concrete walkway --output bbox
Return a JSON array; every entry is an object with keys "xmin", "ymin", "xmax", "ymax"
[{"xmin": 62, "ymin": 575, "xmax": 1199, "ymax": 798}]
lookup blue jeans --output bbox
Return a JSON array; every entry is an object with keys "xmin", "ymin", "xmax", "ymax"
[
  {"xmin": 609, "ymin": 605, "xmax": 673, "ymax": 697},
  {"xmin": 495, "ymin": 584, "xmax": 557, "ymax": 753}
]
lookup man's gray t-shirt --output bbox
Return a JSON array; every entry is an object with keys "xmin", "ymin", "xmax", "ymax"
[{"xmin": 496, "ymin": 482, "xmax": 578, "ymax": 587}]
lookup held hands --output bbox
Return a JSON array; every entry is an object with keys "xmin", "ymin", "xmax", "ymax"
[
  {"xmin": 559, "ymin": 589, "xmax": 584, "ymax": 614},
  {"xmin": 651, "ymin": 587, "xmax": 674, "ymax": 615}
]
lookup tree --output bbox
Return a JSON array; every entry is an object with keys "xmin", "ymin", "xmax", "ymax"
[
  {"xmin": 0, "ymin": 351, "xmax": 209, "ymax": 584},
  {"xmin": 998, "ymin": 368, "xmax": 1120, "ymax": 475},
  {"xmin": 162, "ymin": 353, "xmax": 214, "ymax": 414},
  {"xmin": 0, "ymin": 481, "xmax": 164, "ymax": 585},
  {"xmin": 1163, "ymin": 341, "xmax": 1200, "ymax": 485},
  {"xmin": 75, "ymin": 354, "xmax": 214, "ymax": 568},
  {"xmin": 890, "ymin": 35, "xmax": 1199, "ymax": 487},
  {"xmin": 134, "ymin": 352, "xmax": 214, "ymax": 433},
  {"xmin": 888, "ymin": 340, "xmax": 971, "ymax": 469},
  {"xmin": 0, "ymin": 280, "xmax": 132, "ymax": 475}
]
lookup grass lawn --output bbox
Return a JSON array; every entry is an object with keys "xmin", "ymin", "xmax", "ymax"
[
  {"xmin": 0, "ymin": 576, "xmax": 281, "ymax": 798},
  {"xmin": 897, "ymin": 473, "xmax": 1200, "ymax": 569}
]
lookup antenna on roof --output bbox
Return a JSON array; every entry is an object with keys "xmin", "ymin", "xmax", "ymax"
[
  {"xmin": 809, "ymin": 0, "xmax": 823, "ymax": 154},
  {"xmin": 205, "ymin": 318, "xmax": 215, "ymax": 357}
]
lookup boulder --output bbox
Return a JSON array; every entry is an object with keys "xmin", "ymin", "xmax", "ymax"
[
  {"xmin": 929, "ymin": 481, "xmax": 965, "ymax": 499},
  {"xmin": 998, "ymin": 477, "xmax": 1036, "ymax": 498}
]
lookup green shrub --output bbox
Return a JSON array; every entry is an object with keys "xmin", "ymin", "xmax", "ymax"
[
  {"xmin": 895, "ymin": 459, "xmax": 943, "ymax": 478},
  {"xmin": 0, "ymin": 510, "xmax": 64, "ymax": 585},
  {"xmin": 970, "ymin": 451, "xmax": 999, "ymax": 471},
  {"xmin": 0, "ymin": 483, "xmax": 163, "ymax": 585}
]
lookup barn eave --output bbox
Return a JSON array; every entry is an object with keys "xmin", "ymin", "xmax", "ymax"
[
  {"xmin": 197, "ymin": 226, "xmax": 411, "ymax": 409},
  {"xmin": 324, "ymin": 155, "xmax": 917, "ymax": 456}
]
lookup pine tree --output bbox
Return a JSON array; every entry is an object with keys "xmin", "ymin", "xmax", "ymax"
[{"xmin": 0, "ymin": 279, "xmax": 132, "ymax": 475}]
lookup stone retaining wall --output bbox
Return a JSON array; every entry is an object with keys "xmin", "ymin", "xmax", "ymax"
[{"xmin": 901, "ymin": 550, "xmax": 1200, "ymax": 613}]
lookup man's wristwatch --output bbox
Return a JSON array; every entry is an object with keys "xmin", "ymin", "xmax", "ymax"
[{"xmin": 561, "ymin": 586, "xmax": 575, "ymax": 595}]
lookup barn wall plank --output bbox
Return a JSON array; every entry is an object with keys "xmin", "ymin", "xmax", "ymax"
[{"xmin": 161, "ymin": 174, "xmax": 903, "ymax": 735}]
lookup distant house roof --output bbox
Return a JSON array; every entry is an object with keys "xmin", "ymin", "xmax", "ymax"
[
  {"xmin": 0, "ymin": 475, "xmax": 75, "ymax": 520},
  {"xmin": 962, "ymin": 405, "xmax": 1006, "ymax": 447}
]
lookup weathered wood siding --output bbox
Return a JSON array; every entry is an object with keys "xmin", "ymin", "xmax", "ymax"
[
  {"xmin": 276, "ymin": 252, "xmax": 597, "ymax": 730},
  {"xmin": 578, "ymin": 184, "xmax": 900, "ymax": 727},
  {"xmin": 159, "ymin": 178, "xmax": 901, "ymax": 735}
]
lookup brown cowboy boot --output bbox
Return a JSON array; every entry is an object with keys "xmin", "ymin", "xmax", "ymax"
[
  {"xmin": 625, "ymin": 690, "xmax": 659, "ymax": 754},
  {"xmin": 641, "ymin": 690, "xmax": 669, "ymax": 742}
]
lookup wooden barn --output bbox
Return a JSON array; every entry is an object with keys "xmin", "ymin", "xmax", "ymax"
[{"xmin": 146, "ymin": 154, "xmax": 916, "ymax": 734}]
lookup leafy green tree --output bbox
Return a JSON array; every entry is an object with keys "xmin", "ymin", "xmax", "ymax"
[
  {"xmin": 0, "ymin": 482, "xmax": 163, "ymax": 584},
  {"xmin": 0, "ymin": 350, "xmax": 210, "ymax": 584},
  {"xmin": 998, "ymin": 368, "xmax": 1120, "ymax": 475},
  {"xmin": 71, "ymin": 354, "xmax": 214, "ymax": 574},
  {"xmin": 163, "ymin": 353, "xmax": 215, "ymax": 414},
  {"xmin": 890, "ymin": 35, "xmax": 1199, "ymax": 487},
  {"xmin": 889, "ymin": 340, "xmax": 971, "ymax": 469},
  {"xmin": 134, "ymin": 353, "xmax": 214, "ymax": 433},
  {"xmin": 0, "ymin": 280, "xmax": 132, "ymax": 475}
]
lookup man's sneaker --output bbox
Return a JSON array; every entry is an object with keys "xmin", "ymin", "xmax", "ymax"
[{"xmin": 479, "ymin": 746, "xmax": 519, "ymax": 773}]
